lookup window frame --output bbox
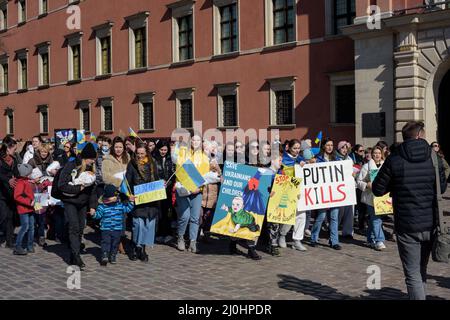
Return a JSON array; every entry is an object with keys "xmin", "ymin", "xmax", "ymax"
[
  {"xmin": 78, "ymin": 100, "xmax": 91, "ymax": 132},
  {"xmin": 168, "ymin": 0, "xmax": 195, "ymax": 63},
  {"xmin": 100, "ymin": 97, "xmax": 114, "ymax": 132},
  {"xmin": 15, "ymin": 49, "xmax": 28, "ymax": 91},
  {"xmin": 65, "ymin": 31, "xmax": 83, "ymax": 82},
  {"xmin": 137, "ymin": 92, "xmax": 156, "ymax": 131},
  {"xmin": 264, "ymin": 0, "xmax": 297, "ymax": 47},
  {"xmin": 329, "ymin": 71, "xmax": 355, "ymax": 125},
  {"xmin": 215, "ymin": 82, "xmax": 239, "ymax": 128},
  {"xmin": 38, "ymin": 104, "xmax": 49, "ymax": 135},
  {"xmin": 174, "ymin": 87, "xmax": 195, "ymax": 129},
  {"xmin": 268, "ymin": 76, "xmax": 297, "ymax": 127},
  {"xmin": 5, "ymin": 107, "xmax": 14, "ymax": 135},
  {"xmin": 0, "ymin": 2, "xmax": 7, "ymax": 30},
  {"xmin": 18, "ymin": 0, "xmax": 26, "ymax": 24},
  {"xmin": 125, "ymin": 12, "xmax": 149, "ymax": 71},
  {"xmin": 93, "ymin": 22, "xmax": 113, "ymax": 76},
  {"xmin": 333, "ymin": 0, "xmax": 355, "ymax": 35},
  {"xmin": 0, "ymin": 54, "xmax": 8, "ymax": 93}
]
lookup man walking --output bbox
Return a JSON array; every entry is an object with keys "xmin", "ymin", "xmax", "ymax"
[{"xmin": 372, "ymin": 121, "xmax": 447, "ymax": 300}]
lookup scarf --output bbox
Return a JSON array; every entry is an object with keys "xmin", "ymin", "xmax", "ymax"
[{"xmin": 2, "ymin": 154, "xmax": 14, "ymax": 167}]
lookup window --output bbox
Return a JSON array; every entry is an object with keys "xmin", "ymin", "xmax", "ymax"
[
  {"xmin": 65, "ymin": 32, "xmax": 82, "ymax": 81},
  {"xmin": 333, "ymin": 0, "xmax": 355, "ymax": 34},
  {"xmin": 18, "ymin": 0, "xmax": 26, "ymax": 24},
  {"xmin": 100, "ymin": 97, "xmax": 113, "ymax": 132},
  {"xmin": 125, "ymin": 12, "xmax": 149, "ymax": 70},
  {"xmin": 38, "ymin": 105, "xmax": 49, "ymax": 134},
  {"xmin": 137, "ymin": 92, "xmax": 155, "ymax": 131},
  {"xmin": 36, "ymin": 42, "xmax": 50, "ymax": 86},
  {"xmin": 213, "ymin": 0, "xmax": 239, "ymax": 55},
  {"xmin": 0, "ymin": 55, "xmax": 7, "ymax": 93},
  {"xmin": 216, "ymin": 82, "xmax": 239, "ymax": 127},
  {"xmin": 78, "ymin": 100, "xmax": 90, "ymax": 131},
  {"xmin": 0, "ymin": 3, "xmax": 7, "ymax": 30},
  {"xmin": 93, "ymin": 22, "xmax": 113, "ymax": 76},
  {"xmin": 329, "ymin": 71, "xmax": 355, "ymax": 124},
  {"xmin": 268, "ymin": 76, "xmax": 296, "ymax": 126},
  {"xmin": 265, "ymin": 0, "xmax": 296, "ymax": 46},
  {"xmin": 16, "ymin": 49, "xmax": 28, "ymax": 90},
  {"xmin": 39, "ymin": 0, "xmax": 48, "ymax": 15},
  {"xmin": 5, "ymin": 108, "xmax": 13, "ymax": 135},
  {"xmin": 168, "ymin": 0, "xmax": 195, "ymax": 63},
  {"xmin": 174, "ymin": 88, "xmax": 195, "ymax": 129}
]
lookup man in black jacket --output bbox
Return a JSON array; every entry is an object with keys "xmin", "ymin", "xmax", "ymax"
[{"xmin": 372, "ymin": 121, "xmax": 447, "ymax": 300}]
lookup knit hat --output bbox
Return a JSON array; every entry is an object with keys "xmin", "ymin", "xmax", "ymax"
[
  {"xmin": 80, "ymin": 142, "xmax": 97, "ymax": 159},
  {"xmin": 103, "ymin": 184, "xmax": 117, "ymax": 199},
  {"xmin": 303, "ymin": 149, "xmax": 314, "ymax": 160},
  {"xmin": 337, "ymin": 141, "xmax": 347, "ymax": 151},
  {"xmin": 300, "ymin": 139, "xmax": 312, "ymax": 151},
  {"xmin": 18, "ymin": 163, "xmax": 33, "ymax": 178}
]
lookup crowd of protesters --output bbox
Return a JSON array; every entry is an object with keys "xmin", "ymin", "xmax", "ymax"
[{"xmin": 0, "ymin": 123, "xmax": 448, "ymax": 299}]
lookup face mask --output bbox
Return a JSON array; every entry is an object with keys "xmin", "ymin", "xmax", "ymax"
[{"xmin": 102, "ymin": 146, "xmax": 109, "ymax": 153}]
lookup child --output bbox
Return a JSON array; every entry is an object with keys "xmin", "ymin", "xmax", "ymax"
[
  {"xmin": 13, "ymin": 164, "xmax": 36, "ymax": 255},
  {"xmin": 89, "ymin": 184, "xmax": 134, "ymax": 266}
]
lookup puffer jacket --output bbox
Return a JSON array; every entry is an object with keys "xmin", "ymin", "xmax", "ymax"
[
  {"xmin": 28, "ymin": 153, "xmax": 54, "ymax": 174},
  {"xmin": 372, "ymin": 138, "xmax": 447, "ymax": 234},
  {"xmin": 356, "ymin": 159, "xmax": 384, "ymax": 206},
  {"xmin": 102, "ymin": 154, "xmax": 130, "ymax": 188}
]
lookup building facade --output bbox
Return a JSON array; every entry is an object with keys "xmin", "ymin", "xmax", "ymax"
[{"xmin": 0, "ymin": 0, "xmax": 356, "ymax": 144}]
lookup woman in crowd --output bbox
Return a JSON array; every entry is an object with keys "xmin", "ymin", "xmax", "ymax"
[
  {"xmin": 154, "ymin": 140, "xmax": 176, "ymax": 244},
  {"xmin": 126, "ymin": 143, "xmax": 160, "ymax": 262},
  {"xmin": 55, "ymin": 142, "xmax": 77, "ymax": 167},
  {"xmin": 102, "ymin": 137, "xmax": 130, "ymax": 254},
  {"xmin": 310, "ymin": 138, "xmax": 342, "ymax": 250},
  {"xmin": 357, "ymin": 146, "xmax": 387, "ymax": 251},
  {"xmin": 335, "ymin": 141, "xmax": 354, "ymax": 239},
  {"xmin": 0, "ymin": 136, "xmax": 19, "ymax": 249},
  {"xmin": 431, "ymin": 141, "xmax": 450, "ymax": 180},
  {"xmin": 18, "ymin": 141, "xmax": 32, "ymax": 164},
  {"xmin": 175, "ymin": 134, "xmax": 210, "ymax": 254},
  {"xmin": 57, "ymin": 143, "xmax": 98, "ymax": 269},
  {"xmin": 125, "ymin": 136, "xmax": 138, "ymax": 159}
]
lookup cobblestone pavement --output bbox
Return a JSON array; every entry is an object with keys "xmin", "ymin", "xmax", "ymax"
[{"xmin": 1, "ymin": 193, "xmax": 449, "ymax": 300}]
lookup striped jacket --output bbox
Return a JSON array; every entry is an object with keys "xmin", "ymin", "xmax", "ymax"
[{"xmin": 93, "ymin": 200, "xmax": 134, "ymax": 231}]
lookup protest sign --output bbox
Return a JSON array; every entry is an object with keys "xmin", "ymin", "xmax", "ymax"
[
  {"xmin": 267, "ymin": 175, "xmax": 301, "ymax": 225},
  {"xmin": 370, "ymin": 169, "xmax": 393, "ymax": 215},
  {"xmin": 134, "ymin": 180, "xmax": 167, "ymax": 205}
]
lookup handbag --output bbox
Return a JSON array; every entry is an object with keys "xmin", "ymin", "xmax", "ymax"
[{"xmin": 431, "ymin": 151, "xmax": 450, "ymax": 263}]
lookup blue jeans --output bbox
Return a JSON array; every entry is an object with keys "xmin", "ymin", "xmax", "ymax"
[
  {"xmin": 101, "ymin": 230, "xmax": 122, "ymax": 255},
  {"xmin": 176, "ymin": 192, "xmax": 202, "ymax": 241},
  {"xmin": 311, "ymin": 207, "xmax": 340, "ymax": 246},
  {"xmin": 16, "ymin": 213, "xmax": 35, "ymax": 250},
  {"xmin": 35, "ymin": 212, "xmax": 46, "ymax": 238},
  {"xmin": 366, "ymin": 205, "xmax": 385, "ymax": 244}
]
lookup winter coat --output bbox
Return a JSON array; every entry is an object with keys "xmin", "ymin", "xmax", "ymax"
[
  {"xmin": 201, "ymin": 164, "xmax": 222, "ymax": 209},
  {"xmin": 442, "ymin": 157, "xmax": 450, "ymax": 180},
  {"xmin": 28, "ymin": 153, "xmax": 54, "ymax": 174},
  {"xmin": 14, "ymin": 177, "xmax": 35, "ymax": 214},
  {"xmin": 22, "ymin": 146, "xmax": 34, "ymax": 164},
  {"xmin": 54, "ymin": 149, "xmax": 76, "ymax": 167},
  {"xmin": 356, "ymin": 159, "xmax": 384, "ymax": 207},
  {"xmin": 0, "ymin": 155, "xmax": 19, "ymax": 201},
  {"xmin": 57, "ymin": 159, "xmax": 98, "ymax": 209},
  {"xmin": 372, "ymin": 138, "xmax": 447, "ymax": 234},
  {"xmin": 102, "ymin": 154, "xmax": 130, "ymax": 188},
  {"xmin": 281, "ymin": 151, "xmax": 304, "ymax": 177},
  {"xmin": 92, "ymin": 199, "xmax": 134, "ymax": 231}
]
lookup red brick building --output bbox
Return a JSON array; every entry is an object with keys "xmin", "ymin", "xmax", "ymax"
[{"xmin": 1, "ymin": 0, "xmax": 358, "ymax": 143}]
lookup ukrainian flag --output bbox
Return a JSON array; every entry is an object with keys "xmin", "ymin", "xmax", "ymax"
[
  {"xmin": 128, "ymin": 127, "xmax": 138, "ymax": 138},
  {"xmin": 119, "ymin": 174, "xmax": 132, "ymax": 197},
  {"xmin": 134, "ymin": 180, "xmax": 167, "ymax": 205},
  {"xmin": 315, "ymin": 131, "xmax": 323, "ymax": 145},
  {"xmin": 176, "ymin": 159, "xmax": 206, "ymax": 192}
]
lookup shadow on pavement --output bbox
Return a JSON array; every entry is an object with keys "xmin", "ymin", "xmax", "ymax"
[{"xmin": 428, "ymin": 274, "xmax": 450, "ymax": 290}]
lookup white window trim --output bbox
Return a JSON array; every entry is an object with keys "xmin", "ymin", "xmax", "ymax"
[
  {"xmin": 100, "ymin": 97, "xmax": 114, "ymax": 132},
  {"xmin": 39, "ymin": 0, "xmax": 47, "ymax": 15},
  {"xmin": 137, "ymin": 92, "xmax": 156, "ymax": 131},
  {"xmin": 0, "ymin": 1, "xmax": 7, "ymax": 30},
  {"xmin": 125, "ymin": 12, "xmax": 149, "ymax": 70},
  {"xmin": 268, "ymin": 76, "xmax": 297, "ymax": 126},
  {"xmin": 5, "ymin": 107, "xmax": 13, "ymax": 135},
  {"xmin": 174, "ymin": 87, "xmax": 195, "ymax": 129},
  {"xmin": 215, "ymin": 82, "xmax": 239, "ymax": 128},
  {"xmin": 36, "ymin": 42, "xmax": 50, "ymax": 86},
  {"xmin": 65, "ymin": 32, "xmax": 82, "ymax": 81},
  {"xmin": 37, "ymin": 104, "xmax": 49, "ymax": 134},
  {"xmin": 18, "ymin": 0, "xmax": 26, "ymax": 23},
  {"xmin": 328, "ymin": 71, "xmax": 355, "ymax": 124},
  {"xmin": 93, "ymin": 22, "xmax": 114, "ymax": 76},
  {"xmin": 0, "ymin": 54, "xmax": 8, "ymax": 93},
  {"xmin": 213, "ymin": 0, "xmax": 239, "ymax": 56},
  {"xmin": 16, "ymin": 49, "xmax": 28, "ymax": 90},
  {"xmin": 264, "ymin": 0, "xmax": 298, "ymax": 47},
  {"xmin": 78, "ymin": 100, "xmax": 91, "ymax": 131},
  {"xmin": 168, "ymin": 0, "xmax": 196, "ymax": 63}
]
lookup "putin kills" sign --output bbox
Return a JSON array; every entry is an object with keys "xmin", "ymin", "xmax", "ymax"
[{"xmin": 295, "ymin": 160, "xmax": 357, "ymax": 211}]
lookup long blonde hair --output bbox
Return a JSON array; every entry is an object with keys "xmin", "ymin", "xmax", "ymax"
[{"xmin": 79, "ymin": 159, "xmax": 96, "ymax": 174}]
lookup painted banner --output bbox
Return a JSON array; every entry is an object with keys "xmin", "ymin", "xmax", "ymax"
[
  {"xmin": 267, "ymin": 175, "xmax": 302, "ymax": 225},
  {"xmin": 54, "ymin": 128, "xmax": 77, "ymax": 151},
  {"xmin": 34, "ymin": 193, "xmax": 50, "ymax": 211},
  {"xmin": 211, "ymin": 161, "xmax": 273, "ymax": 241},
  {"xmin": 370, "ymin": 169, "xmax": 393, "ymax": 215},
  {"xmin": 175, "ymin": 159, "xmax": 206, "ymax": 192},
  {"xmin": 134, "ymin": 180, "xmax": 167, "ymax": 205},
  {"xmin": 295, "ymin": 160, "xmax": 357, "ymax": 211}
]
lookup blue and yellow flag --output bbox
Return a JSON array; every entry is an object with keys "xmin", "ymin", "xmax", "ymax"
[
  {"xmin": 315, "ymin": 131, "xmax": 323, "ymax": 145},
  {"xmin": 134, "ymin": 180, "xmax": 167, "ymax": 205},
  {"xmin": 119, "ymin": 174, "xmax": 132, "ymax": 197},
  {"xmin": 128, "ymin": 127, "xmax": 138, "ymax": 138},
  {"xmin": 176, "ymin": 159, "xmax": 206, "ymax": 192}
]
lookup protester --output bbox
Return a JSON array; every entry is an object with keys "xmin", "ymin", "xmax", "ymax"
[
  {"xmin": 335, "ymin": 141, "xmax": 354, "ymax": 239},
  {"xmin": 125, "ymin": 136, "xmax": 138, "ymax": 158},
  {"xmin": 22, "ymin": 135, "xmax": 44, "ymax": 164},
  {"xmin": 372, "ymin": 121, "xmax": 447, "ymax": 300},
  {"xmin": 200, "ymin": 160, "xmax": 221, "ymax": 243},
  {"xmin": 431, "ymin": 141, "xmax": 450, "ymax": 180},
  {"xmin": 54, "ymin": 142, "xmax": 76, "ymax": 167},
  {"xmin": 18, "ymin": 141, "xmax": 32, "ymax": 164}
]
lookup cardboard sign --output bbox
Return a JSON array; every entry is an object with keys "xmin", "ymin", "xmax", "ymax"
[
  {"xmin": 267, "ymin": 175, "xmax": 302, "ymax": 225},
  {"xmin": 134, "ymin": 180, "xmax": 167, "ymax": 205}
]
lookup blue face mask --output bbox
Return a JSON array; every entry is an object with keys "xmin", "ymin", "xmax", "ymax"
[{"xmin": 102, "ymin": 146, "xmax": 110, "ymax": 154}]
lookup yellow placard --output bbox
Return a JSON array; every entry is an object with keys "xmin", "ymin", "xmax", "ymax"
[
  {"xmin": 267, "ymin": 175, "xmax": 301, "ymax": 225},
  {"xmin": 135, "ymin": 190, "xmax": 167, "ymax": 206},
  {"xmin": 210, "ymin": 212, "xmax": 265, "ymax": 241},
  {"xmin": 374, "ymin": 193, "xmax": 393, "ymax": 215}
]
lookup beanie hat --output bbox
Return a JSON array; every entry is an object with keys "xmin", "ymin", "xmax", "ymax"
[
  {"xmin": 301, "ymin": 139, "xmax": 312, "ymax": 151},
  {"xmin": 18, "ymin": 163, "xmax": 33, "ymax": 178},
  {"xmin": 337, "ymin": 141, "xmax": 347, "ymax": 151},
  {"xmin": 80, "ymin": 142, "xmax": 97, "ymax": 159},
  {"xmin": 103, "ymin": 184, "xmax": 117, "ymax": 199},
  {"xmin": 303, "ymin": 149, "xmax": 314, "ymax": 160}
]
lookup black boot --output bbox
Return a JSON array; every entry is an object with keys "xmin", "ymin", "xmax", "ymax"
[
  {"xmin": 140, "ymin": 245, "xmax": 149, "ymax": 263},
  {"xmin": 74, "ymin": 254, "xmax": 86, "ymax": 270},
  {"xmin": 80, "ymin": 242, "xmax": 87, "ymax": 254},
  {"xmin": 135, "ymin": 246, "xmax": 143, "ymax": 261},
  {"xmin": 129, "ymin": 244, "xmax": 138, "ymax": 261},
  {"xmin": 247, "ymin": 247, "xmax": 262, "ymax": 260},
  {"xmin": 229, "ymin": 240, "xmax": 238, "ymax": 255},
  {"xmin": 100, "ymin": 252, "xmax": 108, "ymax": 266}
]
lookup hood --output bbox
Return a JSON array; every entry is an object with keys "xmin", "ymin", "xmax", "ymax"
[{"xmin": 398, "ymin": 139, "xmax": 431, "ymax": 163}]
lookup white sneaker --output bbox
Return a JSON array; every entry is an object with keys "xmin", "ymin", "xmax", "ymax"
[
  {"xmin": 293, "ymin": 240, "xmax": 307, "ymax": 251},
  {"xmin": 278, "ymin": 235, "xmax": 287, "ymax": 248},
  {"xmin": 304, "ymin": 229, "xmax": 311, "ymax": 237},
  {"xmin": 375, "ymin": 242, "xmax": 386, "ymax": 251}
]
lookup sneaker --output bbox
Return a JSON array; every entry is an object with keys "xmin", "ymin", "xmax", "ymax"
[
  {"xmin": 100, "ymin": 253, "xmax": 108, "ymax": 266},
  {"xmin": 331, "ymin": 244, "xmax": 342, "ymax": 250},
  {"xmin": 278, "ymin": 235, "xmax": 287, "ymax": 248},
  {"xmin": 13, "ymin": 247, "xmax": 27, "ymax": 255},
  {"xmin": 247, "ymin": 247, "xmax": 262, "ymax": 260},
  {"xmin": 177, "ymin": 237, "xmax": 185, "ymax": 251},
  {"xmin": 270, "ymin": 246, "xmax": 281, "ymax": 257},
  {"xmin": 304, "ymin": 229, "xmax": 311, "ymax": 237},
  {"xmin": 109, "ymin": 254, "xmax": 117, "ymax": 264},
  {"xmin": 375, "ymin": 242, "xmax": 386, "ymax": 251},
  {"xmin": 293, "ymin": 240, "xmax": 307, "ymax": 251},
  {"xmin": 27, "ymin": 247, "xmax": 35, "ymax": 254},
  {"xmin": 189, "ymin": 240, "xmax": 199, "ymax": 254}
]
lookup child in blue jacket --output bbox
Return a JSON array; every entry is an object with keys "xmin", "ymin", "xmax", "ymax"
[{"xmin": 89, "ymin": 184, "xmax": 134, "ymax": 266}]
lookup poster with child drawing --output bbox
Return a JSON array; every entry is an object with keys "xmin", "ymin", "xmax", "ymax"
[
  {"xmin": 210, "ymin": 161, "xmax": 272, "ymax": 241},
  {"xmin": 267, "ymin": 174, "xmax": 302, "ymax": 225}
]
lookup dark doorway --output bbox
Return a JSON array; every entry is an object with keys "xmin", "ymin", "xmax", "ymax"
[{"xmin": 438, "ymin": 70, "xmax": 450, "ymax": 158}]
